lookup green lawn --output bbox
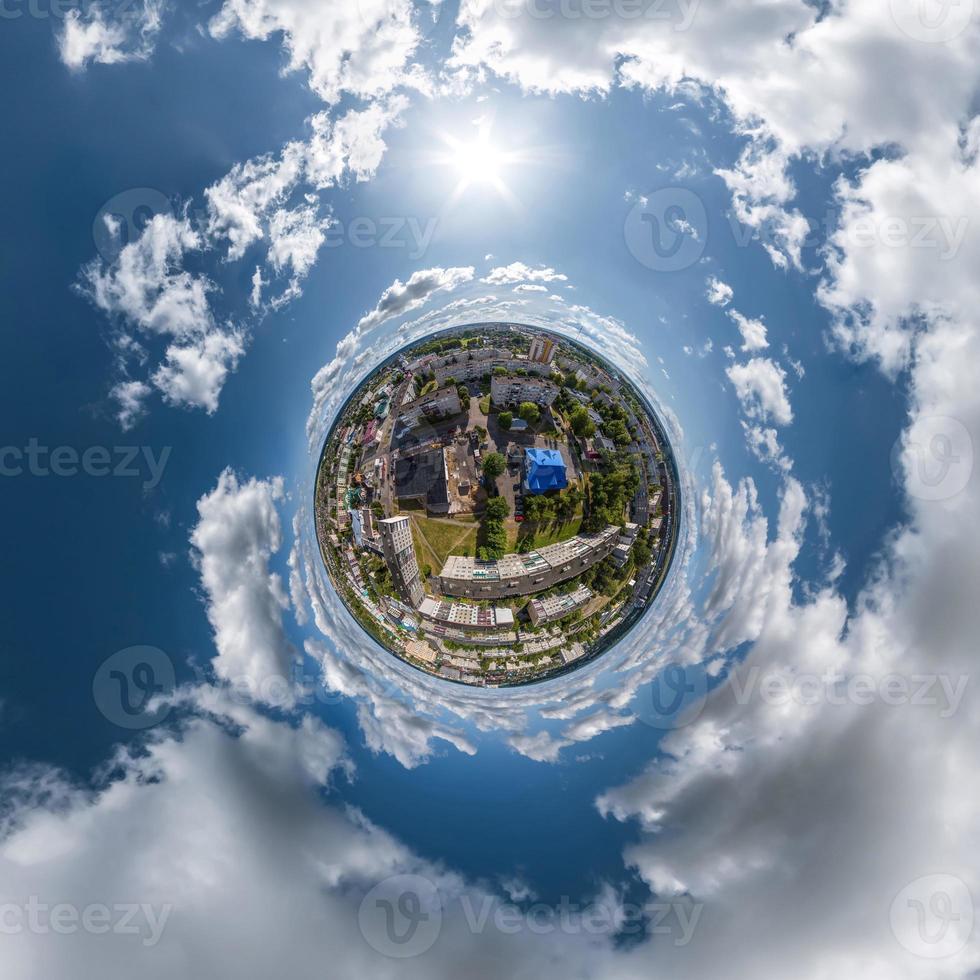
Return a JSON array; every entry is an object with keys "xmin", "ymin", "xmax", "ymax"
[
  {"xmin": 408, "ymin": 514, "xmax": 479, "ymax": 569},
  {"xmin": 507, "ymin": 512, "xmax": 583, "ymax": 550}
]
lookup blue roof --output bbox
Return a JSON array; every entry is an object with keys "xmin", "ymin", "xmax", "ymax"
[{"xmin": 524, "ymin": 448, "xmax": 568, "ymax": 494}]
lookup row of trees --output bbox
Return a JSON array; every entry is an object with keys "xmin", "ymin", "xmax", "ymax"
[{"xmin": 478, "ymin": 494, "xmax": 509, "ymax": 560}]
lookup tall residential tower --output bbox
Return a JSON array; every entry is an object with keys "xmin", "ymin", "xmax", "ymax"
[{"xmin": 378, "ymin": 516, "xmax": 425, "ymax": 608}]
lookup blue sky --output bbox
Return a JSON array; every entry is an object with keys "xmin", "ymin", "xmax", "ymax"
[{"xmin": 1, "ymin": 2, "xmax": 978, "ymax": 977}]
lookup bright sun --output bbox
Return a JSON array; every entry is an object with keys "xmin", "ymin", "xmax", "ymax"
[
  {"xmin": 452, "ymin": 136, "xmax": 505, "ymax": 185},
  {"xmin": 433, "ymin": 121, "xmax": 520, "ymax": 205}
]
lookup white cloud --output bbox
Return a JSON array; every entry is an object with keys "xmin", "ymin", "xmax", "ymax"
[
  {"xmin": 190, "ymin": 469, "xmax": 296, "ymax": 703},
  {"xmin": 152, "ymin": 328, "xmax": 245, "ymax": 413},
  {"xmin": 58, "ymin": 0, "xmax": 163, "ymax": 71},
  {"xmin": 726, "ymin": 358, "xmax": 792, "ymax": 426},
  {"xmin": 81, "ymin": 214, "xmax": 211, "ymax": 341},
  {"xmin": 741, "ymin": 422, "xmax": 791, "ymax": 473},
  {"xmin": 266, "ymin": 204, "xmax": 328, "ymax": 279},
  {"xmin": 705, "ymin": 276, "xmax": 733, "ymax": 307},
  {"xmin": 728, "ymin": 310, "xmax": 769, "ymax": 351},
  {"xmin": 355, "ymin": 266, "xmax": 476, "ymax": 336},
  {"xmin": 209, "ymin": 0, "xmax": 425, "ymax": 104},
  {"xmin": 513, "ymin": 283, "xmax": 548, "ymax": 293},
  {"xmin": 109, "ymin": 379, "xmax": 152, "ymax": 431},
  {"xmin": 482, "ymin": 262, "xmax": 568, "ymax": 285}
]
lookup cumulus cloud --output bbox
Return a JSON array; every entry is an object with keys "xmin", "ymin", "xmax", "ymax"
[
  {"xmin": 190, "ymin": 469, "xmax": 296, "ymax": 704},
  {"xmin": 355, "ymin": 266, "xmax": 476, "ymax": 336},
  {"xmin": 728, "ymin": 310, "xmax": 768, "ymax": 351},
  {"xmin": 209, "ymin": 0, "xmax": 426, "ymax": 104},
  {"xmin": 482, "ymin": 262, "xmax": 568, "ymax": 285},
  {"xmin": 741, "ymin": 422, "xmax": 791, "ymax": 474},
  {"xmin": 726, "ymin": 358, "xmax": 793, "ymax": 426},
  {"xmin": 82, "ymin": 97, "xmax": 406, "ymax": 426},
  {"xmin": 58, "ymin": 0, "xmax": 163, "ymax": 71},
  {"xmin": 705, "ymin": 275, "xmax": 733, "ymax": 307},
  {"xmin": 152, "ymin": 328, "xmax": 245, "ymax": 413}
]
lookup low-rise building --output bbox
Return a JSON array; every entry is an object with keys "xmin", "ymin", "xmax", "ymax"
[
  {"xmin": 619, "ymin": 522, "xmax": 640, "ymax": 545},
  {"xmin": 435, "ymin": 526, "xmax": 619, "ymax": 599},
  {"xmin": 491, "ymin": 374, "xmax": 559, "ymax": 407},
  {"xmin": 611, "ymin": 543, "xmax": 632, "ymax": 568},
  {"xmin": 527, "ymin": 585, "xmax": 593, "ymax": 626}
]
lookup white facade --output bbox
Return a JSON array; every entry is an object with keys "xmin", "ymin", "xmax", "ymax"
[{"xmin": 490, "ymin": 375, "xmax": 559, "ymax": 407}]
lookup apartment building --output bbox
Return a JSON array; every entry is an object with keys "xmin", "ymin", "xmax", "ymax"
[
  {"xmin": 379, "ymin": 516, "xmax": 425, "ymax": 608},
  {"xmin": 527, "ymin": 585, "xmax": 593, "ymax": 626},
  {"xmin": 434, "ymin": 526, "xmax": 619, "ymax": 599},
  {"xmin": 490, "ymin": 374, "xmax": 559, "ymax": 407},
  {"xmin": 397, "ymin": 385, "xmax": 462, "ymax": 429}
]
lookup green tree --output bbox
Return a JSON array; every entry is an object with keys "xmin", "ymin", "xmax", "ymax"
[
  {"xmin": 484, "ymin": 497, "xmax": 510, "ymax": 521},
  {"xmin": 482, "ymin": 452, "xmax": 506, "ymax": 481},
  {"xmin": 498, "ymin": 411, "xmax": 513, "ymax": 430},
  {"xmin": 518, "ymin": 401, "xmax": 540, "ymax": 424},
  {"xmin": 570, "ymin": 406, "xmax": 596, "ymax": 439}
]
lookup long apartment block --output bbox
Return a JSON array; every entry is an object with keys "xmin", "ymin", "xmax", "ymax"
[{"xmin": 434, "ymin": 526, "xmax": 619, "ymax": 599}]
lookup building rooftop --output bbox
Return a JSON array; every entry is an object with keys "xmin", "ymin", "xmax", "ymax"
[
  {"xmin": 437, "ymin": 526, "xmax": 618, "ymax": 582},
  {"xmin": 531, "ymin": 585, "xmax": 592, "ymax": 613},
  {"xmin": 524, "ymin": 448, "xmax": 568, "ymax": 494},
  {"xmin": 394, "ymin": 449, "xmax": 449, "ymax": 508},
  {"xmin": 419, "ymin": 597, "xmax": 515, "ymax": 629}
]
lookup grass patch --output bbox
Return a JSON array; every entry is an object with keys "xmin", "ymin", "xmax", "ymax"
[
  {"xmin": 509, "ymin": 511, "xmax": 584, "ymax": 551},
  {"xmin": 478, "ymin": 396, "xmax": 491, "ymax": 415},
  {"xmin": 409, "ymin": 515, "xmax": 479, "ymax": 568}
]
